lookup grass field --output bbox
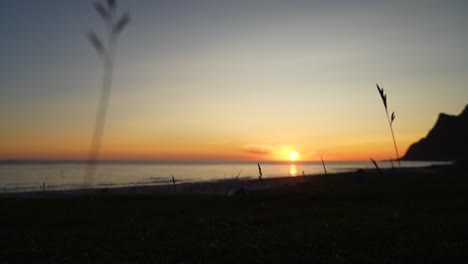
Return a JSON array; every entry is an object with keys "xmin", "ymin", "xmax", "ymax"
[{"xmin": 1, "ymin": 165, "xmax": 467, "ymax": 263}]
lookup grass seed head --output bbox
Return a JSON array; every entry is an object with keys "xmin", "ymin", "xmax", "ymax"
[
  {"xmin": 376, "ymin": 84, "xmax": 387, "ymax": 110},
  {"xmin": 87, "ymin": 31, "xmax": 105, "ymax": 55},
  {"xmin": 94, "ymin": 2, "xmax": 111, "ymax": 23},
  {"xmin": 112, "ymin": 13, "xmax": 130, "ymax": 36}
]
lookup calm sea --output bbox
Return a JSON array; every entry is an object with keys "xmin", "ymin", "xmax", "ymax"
[{"xmin": 0, "ymin": 160, "xmax": 450, "ymax": 193}]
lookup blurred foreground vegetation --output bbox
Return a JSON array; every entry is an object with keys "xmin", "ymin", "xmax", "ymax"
[{"xmin": 1, "ymin": 164, "xmax": 467, "ymax": 263}]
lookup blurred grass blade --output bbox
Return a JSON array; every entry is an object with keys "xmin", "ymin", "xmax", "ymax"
[
  {"xmin": 225, "ymin": 169, "xmax": 243, "ymax": 196},
  {"xmin": 370, "ymin": 158, "xmax": 384, "ymax": 176},
  {"xmin": 107, "ymin": 0, "xmax": 116, "ymax": 10},
  {"xmin": 94, "ymin": 2, "xmax": 111, "ymax": 23},
  {"xmin": 87, "ymin": 31, "xmax": 104, "ymax": 55},
  {"xmin": 112, "ymin": 13, "xmax": 130, "ymax": 36},
  {"xmin": 321, "ymin": 156, "xmax": 328, "ymax": 176},
  {"xmin": 172, "ymin": 175, "xmax": 176, "ymax": 193},
  {"xmin": 258, "ymin": 163, "xmax": 263, "ymax": 183},
  {"xmin": 85, "ymin": 0, "xmax": 131, "ymax": 186}
]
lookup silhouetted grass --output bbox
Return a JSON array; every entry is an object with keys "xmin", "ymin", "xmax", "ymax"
[
  {"xmin": 171, "ymin": 175, "xmax": 176, "ymax": 194},
  {"xmin": 225, "ymin": 169, "xmax": 243, "ymax": 196},
  {"xmin": 377, "ymin": 84, "xmax": 401, "ymax": 167},
  {"xmin": 370, "ymin": 157, "xmax": 384, "ymax": 176},
  {"xmin": 39, "ymin": 182, "xmax": 46, "ymax": 192},
  {"xmin": 257, "ymin": 163, "xmax": 263, "ymax": 183},
  {"xmin": 321, "ymin": 156, "xmax": 328, "ymax": 176}
]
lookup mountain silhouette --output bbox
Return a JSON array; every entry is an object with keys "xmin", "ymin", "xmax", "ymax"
[{"xmin": 403, "ymin": 105, "xmax": 468, "ymax": 161}]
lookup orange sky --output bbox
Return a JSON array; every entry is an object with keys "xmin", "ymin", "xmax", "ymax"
[
  {"xmin": 1, "ymin": 125, "xmax": 418, "ymax": 161},
  {"xmin": 1, "ymin": 1, "xmax": 467, "ymax": 161}
]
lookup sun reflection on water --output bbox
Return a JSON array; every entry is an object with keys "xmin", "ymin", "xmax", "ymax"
[{"xmin": 289, "ymin": 164, "xmax": 297, "ymax": 177}]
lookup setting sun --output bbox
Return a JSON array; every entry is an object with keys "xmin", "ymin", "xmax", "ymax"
[{"xmin": 289, "ymin": 151, "xmax": 299, "ymax": 161}]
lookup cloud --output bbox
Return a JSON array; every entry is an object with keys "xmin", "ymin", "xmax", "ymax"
[{"xmin": 242, "ymin": 144, "xmax": 273, "ymax": 155}]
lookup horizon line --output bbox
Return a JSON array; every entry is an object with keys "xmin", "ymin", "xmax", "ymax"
[{"xmin": 0, "ymin": 158, "xmax": 407, "ymax": 165}]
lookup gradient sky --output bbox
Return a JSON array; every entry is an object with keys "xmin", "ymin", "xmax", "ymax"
[{"xmin": 1, "ymin": 0, "xmax": 467, "ymax": 161}]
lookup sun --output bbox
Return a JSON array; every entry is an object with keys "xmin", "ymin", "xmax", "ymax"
[{"xmin": 289, "ymin": 151, "xmax": 299, "ymax": 161}]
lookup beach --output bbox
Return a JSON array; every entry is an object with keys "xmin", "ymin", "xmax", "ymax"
[
  {"xmin": 1, "ymin": 165, "xmax": 443, "ymax": 198},
  {"xmin": 1, "ymin": 163, "xmax": 467, "ymax": 263},
  {"xmin": 0, "ymin": 160, "xmax": 448, "ymax": 195},
  {"xmin": 2, "ymin": 173, "xmax": 311, "ymax": 198}
]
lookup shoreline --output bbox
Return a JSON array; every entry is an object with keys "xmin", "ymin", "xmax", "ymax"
[
  {"xmin": 0, "ymin": 160, "xmax": 452, "ymax": 196},
  {"xmin": 0, "ymin": 165, "xmax": 444, "ymax": 198},
  {"xmin": 1, "ymin": 174, "xmax": 318, "ymax": 198}
]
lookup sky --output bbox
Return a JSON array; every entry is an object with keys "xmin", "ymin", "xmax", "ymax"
[{"xmin": 1, "ymin": 0, "xmax": 467, "ymax": 161}]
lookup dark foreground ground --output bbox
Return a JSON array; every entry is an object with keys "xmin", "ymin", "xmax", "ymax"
[{"xmin": 1, "ymin": 163, "xmax": 467, "ymax": 263}]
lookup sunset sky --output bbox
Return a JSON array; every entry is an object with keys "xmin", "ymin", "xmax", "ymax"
[{"xmin": 1, "ymin": 0, "xmax": 467, "ymax": 161}]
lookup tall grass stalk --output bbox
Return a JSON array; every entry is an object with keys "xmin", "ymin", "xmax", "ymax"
[
  {"xmin": 257, "ymin": 163, "xmax": 263, "ymax": 183},
  {"xmin": 370, "ymin": 158, "xmax": 384, "ymax": 176},
  {"xmin": 376, "ymin": 84, "xmax": 401, "ymax": 168},
  {"xmin": 85, "ymin": 0, "xmax": 130, "ymax": 185},
  {"xmin": 171, "ymin": 175, "xmax": 176, "ymax": 194},
  {"xmin": 225, "ymin": 170, "xmax": 243, "ymax": 196},
  {"xmin": 321, "ymin": 156, "xmax": 328, "ymax": 176},
  {"xmin": 39, "ymin": 182, "xmax": 46, "ymax": 192}
]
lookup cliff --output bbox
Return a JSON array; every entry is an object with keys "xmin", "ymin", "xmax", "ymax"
[{"xmin": 402, "ymin": 105, "xmax": 468, "ymax": 161}]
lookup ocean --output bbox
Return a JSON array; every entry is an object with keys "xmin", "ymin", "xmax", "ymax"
[{"xmin": 0, "ymin": 160, "xmax": 450, "ymax": 193}]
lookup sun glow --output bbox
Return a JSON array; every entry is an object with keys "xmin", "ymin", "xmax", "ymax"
[{"xmin": 289, "ymin": 151, "xmax": 299, "ymax": 161}]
